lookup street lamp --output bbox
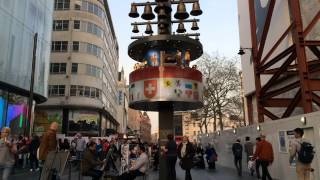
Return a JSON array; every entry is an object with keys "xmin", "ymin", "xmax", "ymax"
[{"xmin": 238, "ymin": 47, "xmax": 252, "ymax": 56}]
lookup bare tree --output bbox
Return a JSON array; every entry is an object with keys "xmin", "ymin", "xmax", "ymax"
[{"xmin": 196, "ymin": 53, "xmax": 242, "ymax": 131}]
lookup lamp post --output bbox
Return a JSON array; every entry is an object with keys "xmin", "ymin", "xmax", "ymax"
[{"xmin": 127, "ymin": 0, "xmax": 203, "ymax": 178}]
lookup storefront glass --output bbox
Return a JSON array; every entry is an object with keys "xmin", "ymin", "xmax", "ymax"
[
  {"xmin": 68, "ymin": 110, "xmax": 100, "ymax": 135},
  {"xmin": 34, "ymin": 109, "xmax": 63, "ymax": 133}
]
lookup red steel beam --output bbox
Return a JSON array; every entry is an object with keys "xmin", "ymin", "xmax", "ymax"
[
  {"xmin": 288, "ymin": 0, "xmax": 313, "ymax": 113},
  {"xmin": 258, "ymin": 45, "xmax": 295, "ymax": 73},
  {"xmin": 263, "ymin": 108, "xmax": 278, "ymax": 120},
  {"xmin": 248, "ymin": 0, "xmax": 264, "ymax": 123},
  {"xmin": 308, "ymin": 46, "xmax": 320, "ymax": 59},
  {"xmin": 303, "ymin": 10, "xmax": 320, "ymax": 38},
  {"xmin": 262, "ymin": 81, "xmax": 300, "ymax": 100},
  {"xmin": 303, "ymin": 41, "xmax": 320, "ymax": 46},
  {"xmin": 256, "ymin": 0, "xmax": 276, "ymax": 62},
  {"xmin": 311, "ymin": 93, "xmax": 320, "ymax": 107},
  {"xmin": 261, "ymin": 52, "xmax": 296, "ymax": 93},
  {"xmin": 263, "ymin": 98, "xmax": 302, "ymax": 107},
  {"xmin": 260, "ymin": 24, "xmax": 294, "ymax": 66},
  {"xmin": 309, "ymin": 79, "xmax": 320, "ymax": 91},
  {"xmin": 282, "ymin": 90, "xmax": 301, "ymax": 118}
]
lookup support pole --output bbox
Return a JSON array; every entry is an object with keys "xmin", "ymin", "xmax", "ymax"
[{"xmin": 26, "ymin": 33, "xmax": 37, "ymax": 136}]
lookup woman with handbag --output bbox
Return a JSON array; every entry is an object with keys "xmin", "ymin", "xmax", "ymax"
[{"xmin": 178, "ymin": 136, "xmax": 195, "ymax": 180}]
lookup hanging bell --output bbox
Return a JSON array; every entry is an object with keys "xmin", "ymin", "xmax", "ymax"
[
  {"xmin": 141, "ymin": 2, "xmax": 155, "ymax": 20},
  {"xmin": 145, "ymin": 24, "xmax": 153, "ymax": 34},
  {"xmin": 191, "ymin": 21, "xmax": 199, "ymax": 30},
  {"xmin": 174, "ymin": 1, "xmax": 189, "ymax": 20},
  {"xmin": 132, "ymin": 24, "xmax": 139, "ymax": 33},
  {"xmin": 190, "ymin": 1, "xmax": 203, "ymax": 16},
  {"xmin": 158, "ymin": 8, "xmax": 167, "ymax": 19},
  {"xmin": 154, "ymin": 2, "xmax": 172, "ymax": 14},
  {"xmin": 176, "ymin": 22, "xmax": 186, "ymax": 33},
  {"xmin": 129, "ymin": 4, "xmax": 139, "ymax": 18}
]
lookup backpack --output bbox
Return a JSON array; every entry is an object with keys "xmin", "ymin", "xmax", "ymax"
[{"xmin": 298, "ymin": 142, "xmax": 314, "ymax": 164}]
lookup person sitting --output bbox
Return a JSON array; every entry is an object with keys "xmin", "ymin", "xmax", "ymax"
[
  {"xmin": 81, "ymin": 141, "xmax": 105, "ymax": 180},
  {"xmin": 120, "ymin": 145, "xmax": 149, "ymax": 180}
]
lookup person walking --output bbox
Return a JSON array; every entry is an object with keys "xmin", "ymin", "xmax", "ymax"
[
  {"xmin": 255, "ymin": 137, "xmax": 262, "ymax": 179},
  {"xmin": 165, "ymin": 134, "xmax": 177, "ymax": 180},
  {"xmin": 205, "ymin": 143, "xmax": 217, "ymax": 170},
  {"xmin": 289, "ymin": 128, "xmax": 314, "ymax": 180},
  {"xmin": 76, "ymin": 133, "xmax": 86, "ymax": 160},
  {"xmin": 38, "ymin": 122, "xmax": 58, "ymax": 162},
  {"xmin": 244, "ymin": 137, "xmax": 254, "ymax": 163},
  {"xmin": 0, "ymin": 127, "xmax": 17, "ymax": 180},
  {"xmin": 253, "ymin": 135, "xmax": 274, "ymax": 180},
  {"xmin": 81, "ymin": 141, "xmax": 105, "ymax": 180},
  {"xmin": 232, "ymin": 139, "xmax": 243, "ymax": 176},
  {"xmin": 29, "ymin": 134, "xmax": 40, "ymax": 171},
  {"xmin": 178, "ymin": 136, "xmax": 194, "ymax": 180}
]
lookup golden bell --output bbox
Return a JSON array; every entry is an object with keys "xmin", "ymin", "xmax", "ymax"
[
  {"xmin": 158, "ymin": 8, "xmax": 167, "ymax": 19},
  {"xmin": 174, "ymin": 1, "xmax": 189, "ymax": 20},
  {"xmin": 190, "ymin": 1, "xmax": 203, "ymax": 16},
  {"xmin": 191, "ymin": 21, "xmax": 199, "ymax": 30},
  {"xmin": 141, "ymin": 2, "xmax": 155, "ymax": 20},
  {"xmin": 129, "ymin": 4, "xmax": 139, "ymax": 18},
  {"xmin": 132, "ymin": 24, "xmax": 139, "ymax": 33},
  {"xmin": 176, "ymin": 22, "xmax": 186, "ymax": 33},
  {"xmin": 145, "ymin": 24, "xmax": 153, "ymax": 34},
  {"xmin": 154, "ymin": 2, "xmax": 172, "ymax": 14}
]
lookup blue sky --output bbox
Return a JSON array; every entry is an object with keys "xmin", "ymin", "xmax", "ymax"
[{"xmin": 108, "ymin": 0, "xmax": 240, "ymax": 133}]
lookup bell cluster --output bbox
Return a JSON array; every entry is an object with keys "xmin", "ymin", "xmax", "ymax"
[{"xmin": 129, "ymin": 0, "xmax": 202, "ymax": 37}]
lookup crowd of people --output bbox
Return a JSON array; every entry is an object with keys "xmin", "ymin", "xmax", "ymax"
[{"xmin": 0, "ymin": 122, "xmax": 315, "ymax": 180}]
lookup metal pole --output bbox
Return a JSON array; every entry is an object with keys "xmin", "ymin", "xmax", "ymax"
[{"xmin": 26, "ymin": 33, "xmax": 38, "ymax": 137}]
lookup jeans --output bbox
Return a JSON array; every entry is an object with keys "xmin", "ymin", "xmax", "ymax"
[
  {"xmin": 256, "ymin": 159, "xmax": 261, "ymax": 178},
  {"xmin": 260, "ymin": 160, "xmax": 272, "ymax": 180},
  {"xmin": 234, "ymin": 157, "xmax": 242, "ymax": 176},
  {"xmin": 0, "ymin": 165, "xmax": 13, "ymax": 180},
  {"xmin": 185, "ymin": 169, "xmax": 192, "ymax": 180},
  {"xmin": 76, "ymin": 151, "xmax": 84, "ymax": 160},
  {"xmin": 30, "ymin": 153, "xmax": 39, "ymax": 170},
  {"xmin": 84, "ymin": 169, "xmax": 103, "ymax": 180},
  {"xmin": 166, "ymin": 156, "xmax": 177, "ymax": 180}
]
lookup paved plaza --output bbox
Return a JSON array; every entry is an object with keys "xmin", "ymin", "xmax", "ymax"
[{"xmin": 9, "ymin": 164, "xmax": 257, "ymax": 180}]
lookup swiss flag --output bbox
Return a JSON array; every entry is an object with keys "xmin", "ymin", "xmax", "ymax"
[{"xmin": 144, "ymin": 80, "xmax": 157, "ymax": 99}]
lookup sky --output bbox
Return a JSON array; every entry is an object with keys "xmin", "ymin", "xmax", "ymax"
[{"xmin": 108, "ymin": 0, "xmax": 240, "ymax": 134}]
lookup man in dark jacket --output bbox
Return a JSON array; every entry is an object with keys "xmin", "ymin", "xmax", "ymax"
[
  {"xmin": 232, "ymin": 139, "xmax": 243, "ymax": 176},
  {"xmin": 29, "ymin": 135, "xmax": 40, "ymax": 171},
  {"xmin": 165, "ymin": 134, "xmax": 177, "ymax": 180},
  {"xmin": 81, "ymin": 141, "xmax": 105, "ymax": 180},
  {"xmin": 178, "ymin": 136, "xmax": 194, "ymax": 180}
]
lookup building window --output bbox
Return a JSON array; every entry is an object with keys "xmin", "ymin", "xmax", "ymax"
[
  {"xmin": 73, "ymin": 41, "xmax": 79, "ymax": 52},
  {"xmin": 71, "ymin": 63, "xmax": 78, "ymax": 73},
  {"xmin": 86, "ymin": 64, "xmax": 102, "ymax": 78},
  {"xmin": 53, "ymin": 20, "xmax": 69, "ymax": 31},
  {"xmin": 74, "ymin": 4, "xmax": 81, "ymax": 10},
  {"xmin": 69, "ymin": 85, "xmax": 101, "ymax": 99},
  {"xmin": 48, "ymin": 85, "xmax": 65, "ymax": 96},
  {"xmin": 74, "ymin": 20, "xmax": 80, "ymax": 29},
  {"xmin": 50, "ymin": 63, "xmax": 66, "ymax": 74},
  {"xmin": 51, "ymin": 41, "xmax": 68, "ymax": 52},
  {"xmin": 54, "ymin": 0, "xmax": 70, "ymax": 10}
]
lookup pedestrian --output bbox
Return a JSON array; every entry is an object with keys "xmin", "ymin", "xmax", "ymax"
[
  {"xmin": 0, "ymin": 127, "xmax": 17, "ymax": 180},
  {"xmin": 244, "ymin": 136, "xmax": 254, "ymax": 163},
  {"xmin": 81, "ymin": 141, "xmax": 105, "ymax": 180},
  {"xmin": 289, "ymin": 128, "xmax": 314, "ymax": 180},
  {"xmin": 75, "ymin": 133, "xmax": 86, "ymax": 160},
  {"xmin": 120, "ymin": 145, "xmax": 149, "ymax": 180},
  {"xmin": 255, "ymin": 137, "xmax": 262, "ymax": 179},
  {"xmin": 253, "ymin": 134, "xmax": 274, "ymax": 180},
  {"xmin": 38, "ymin": 121, "xmax": 58, "ymax": 174},
  {"xmin": 29, "ymin": 134, "xmax": 40, "ymax": 172},
  {"xmin": 152, "ymin": 143, "xmax": 159, "ymax": 171},
  {"xmin": 205, "ymin": 143, "xmax": 217, "ymax": 170},
  {"xmin": 165, "ymin": 134, "xmax": 177, "ymax": 180},
  {"xmin": 178, "ymin": 136, "xmax": 194, "ymax": 180},
  {"xmin": 232, "ymin": 139, "xmax": 243, "ymax": 176}
]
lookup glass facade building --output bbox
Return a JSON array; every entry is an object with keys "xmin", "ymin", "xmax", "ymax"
[{"xmin": 0, "ymin": 0, "xmax": 53, "ymax": 134}]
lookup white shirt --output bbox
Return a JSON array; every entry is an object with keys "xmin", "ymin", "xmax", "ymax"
[{"xmin": 131, "ymin": 152, "xmax": 148, "ymax": 173}]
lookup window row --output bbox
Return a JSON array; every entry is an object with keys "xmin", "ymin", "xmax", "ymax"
[
  {"xmin": 53, "ymin": 20, "xmax": 69, "ymax": 31},
  {"xmin": 70, "ymin": 85, "xmax": 101, "ymax": 99},
  {"xmin": 48, "ymin": 85, "xmax": 65, "ymax": 96},
  {"xmin": 81, "ymin": 1, "xmax": 106, "ymax": 21},
  {"xmin": 86, "ymin": 64, "xmax": 102, "ymax": 78},
  {"xmin": 54, "ymin": 0, "xmax": 70, "ymax": 10}
]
